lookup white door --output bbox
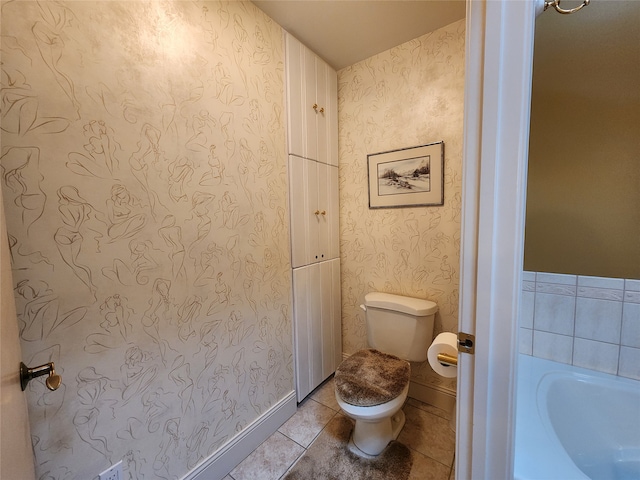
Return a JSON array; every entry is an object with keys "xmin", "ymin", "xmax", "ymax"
[
  {"xmin": 0, "ymin": 189, "xmax": 36, "ymax": 479},
  {"xmin": 456, "ymin": 0, "xmax": 538, "ymax": 478}
]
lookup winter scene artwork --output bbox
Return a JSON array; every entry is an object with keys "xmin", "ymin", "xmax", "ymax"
[
  {"xmin": 368, "ymin": 142, "xmax": 444, "ymax": 208},
  {"xmin": 377, "ymin": 155, "xmax": 432, "ymax": 195}
]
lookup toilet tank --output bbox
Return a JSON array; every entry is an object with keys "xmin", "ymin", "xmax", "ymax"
[{"xmin": 364, "ymin": 292, "xmax": 438, "ymax": 362}]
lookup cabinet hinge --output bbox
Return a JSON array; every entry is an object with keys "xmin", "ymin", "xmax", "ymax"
[{"xmin": 458, "ymin": 332, "xmax": 475, "ymax": 354}]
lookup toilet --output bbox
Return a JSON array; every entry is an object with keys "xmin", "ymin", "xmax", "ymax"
[{"xmin": 334, "ymin": 292, "xmax": 438, "ymax": 456}]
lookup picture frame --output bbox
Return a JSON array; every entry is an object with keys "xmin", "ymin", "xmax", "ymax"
[{"xmin": 367, "ymin": 141, "xmax": 444, "ymax": 209}]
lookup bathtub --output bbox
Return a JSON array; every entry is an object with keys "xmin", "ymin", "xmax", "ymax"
[{"xmin": 514, "ymin": 354, "xmax": 640, "ymax": 480}]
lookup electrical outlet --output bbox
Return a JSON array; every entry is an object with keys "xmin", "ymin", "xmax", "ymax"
[{"xmin": 99, "ymin": 460, "xmax": 122, "ymax": 480}]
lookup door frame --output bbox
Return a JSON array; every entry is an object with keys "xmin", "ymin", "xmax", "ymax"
[
  {"xmin": 0, "ymin": 186, "xmax": 36, "ymax": 479},
  {"xmin": 456, "ymin": 0, "xmax": 538, "ymax": 478}
]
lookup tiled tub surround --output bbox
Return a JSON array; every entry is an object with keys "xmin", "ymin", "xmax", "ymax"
[{"xmin": 519, "ymin": 272, "xmax": 640, "ymax": 380}]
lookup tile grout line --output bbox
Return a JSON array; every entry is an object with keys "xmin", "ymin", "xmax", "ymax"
[{"xmin": 277, "ymin": 408, "xmax": 338, "ymax": 480}]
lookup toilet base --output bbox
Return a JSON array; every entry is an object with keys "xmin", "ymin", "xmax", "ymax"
[{"xmin": 352, "ymin": 409, "xmax": 406, "ymax": 456}]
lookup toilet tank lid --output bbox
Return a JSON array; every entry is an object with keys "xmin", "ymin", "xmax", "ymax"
[{"xmin": 364, "ymin": 292, "xmax": 438, "ymax": 316}]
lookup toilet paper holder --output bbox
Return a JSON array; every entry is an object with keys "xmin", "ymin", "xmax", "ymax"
[{"xmin": 437, "ymin": 352, "xmax": 458, "ymax": 367}]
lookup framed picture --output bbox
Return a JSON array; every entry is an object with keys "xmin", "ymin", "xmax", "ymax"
[{"xmin": 367, "ymin": 141, "xmax": 444, "ymax": 209}]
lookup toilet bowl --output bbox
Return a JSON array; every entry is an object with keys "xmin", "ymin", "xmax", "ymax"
[
  {"xmin": 335, "ymin": 348, "xmax": 411, "ymax": 455},
  {"xmin": 334, "ymin": 292, "xmax": 438, "ymax": 456}
]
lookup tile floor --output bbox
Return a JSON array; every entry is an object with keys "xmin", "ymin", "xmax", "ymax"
[{"xmin": 225, "ymin": 377, "xmax": 456, "ymax": 480}]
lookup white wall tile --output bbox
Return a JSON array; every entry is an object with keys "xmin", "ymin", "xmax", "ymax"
[
  {"xmin": 519, "ymin": 328, "xmax": 533, "ymax": 355},
  {"xmin": 625, "ymin": 279, "xmax": 640, "ymax": 303},
  {"xmin": 520, "ymin": 290, "xmax": 535, "ymax": 329},
  {"xmin": 536, "ymin": 272, "xmax": 576, "ymax": 285},
  {"xmin": 524, "ymin": 272, "xmax": 640, "ymax": 379},
  {"xmin": 624, "ymin": 291, "xmax": 640, "ymax": 304},
  {"xmin": 578, "ymin": 275, "xmax": 625, "ymax": 290},
  {"xmin": 533, "ymin": 331, "xmax": 573, "ymax": 364},
  {"xmin": 572, "ymin": 338, "xmax": 619, "ymax": 375},
  {"xmin": 618, "ymin": 346, "xmax": 640, "ymax": 380},
  {"xmin": 625, "ymin": 279, "xmax": 640, "ymax": 292},
  {"xmin": 577, "ymin": 286, "xmax": 624, "ymax": 301},
  {"xmin": 575, "ymin": 297, "xmax": 623, "ymax": 343},
  {"xmin": 534, "ymin": 292, "xmax": 575, "ymax": 335},
  {"xmin": 536, "ymin": 282, "xmax": 577, "ymax": 296},
  {"xmin": 621, "ymin": 302, "xmax": 640, "ymax": 348}
]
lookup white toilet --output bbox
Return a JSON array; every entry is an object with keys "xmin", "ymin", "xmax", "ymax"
[{"xmin": 334, "ymin": 292, "xmax": 438, "ymax": 456}]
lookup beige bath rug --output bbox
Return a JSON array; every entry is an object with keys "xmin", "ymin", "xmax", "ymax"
[{"xmin": 284, "ymin": 415, "xmax": 413, "ymax": 480}]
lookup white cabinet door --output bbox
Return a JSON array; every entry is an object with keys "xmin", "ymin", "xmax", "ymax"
[
  {"xmin": 326, "ymin": 66, "xmax": 338, "ymax": 168},
  {"xmin": 303, "ymin": 45, "xmax": 319, "ymax": 162},
  {"xmin": 314, "ymin": 57, "xmax": 328, "ymax": 164},
  {"xmin": 315, "ymin": 61, "xmax": 338, "ymax": 167},
  {"xmin": 285, "ymin": 33, "xmax": 337, "ymax": 166},
  {"xmin": 285, "ymin": 34, "xmax": 305, "ymax": 158},
  {"xmin": 320, "ymin": 258, "xmax": 342, "ymax": 376},
  {"xmin": 292, "ymin": 262, "xmax": 321, "ymax": 401},
  {"xmin": 290, "ymin": 157, "xmax": 339, "ymax": 269},
  {"xmin": 317, "ymin": 161, "xmax": 340, "ymax": 262},
  {"xmin": 289, "ymin": 156, "xmax": 319, "ymax": 268},
  {"xmin": 292, "ymin": 258, "xmax": 341, "ymax": 402}
]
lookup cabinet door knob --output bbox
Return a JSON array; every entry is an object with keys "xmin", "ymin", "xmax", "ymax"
[
  {"xmin": 314, "ymin": 210, "xmax": 320, "ymax": 215},
  {"xmin": 321, "ymin": 210, "xmax": 326, "ymax": 216},
  {"xmin": 319, "ymin": 107, "xmax": 325, "ymax": 114},
  {"xmin": 312, "ymin": 103, "xmax": 318, "ymax": 112}
]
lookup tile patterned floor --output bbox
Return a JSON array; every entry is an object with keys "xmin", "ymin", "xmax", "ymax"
[{"xmin": 226, "ymin": 377, "xmax": 456, "ymax": 480}]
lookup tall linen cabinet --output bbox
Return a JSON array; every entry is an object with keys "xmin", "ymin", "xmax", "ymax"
[{"xmin": 285, "ymin": 33, "xmax": 341, "ymax": 402}]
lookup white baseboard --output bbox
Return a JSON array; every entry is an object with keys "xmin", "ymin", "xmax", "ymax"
[
  {"xmin": 183, "ymin": 391, "xmax": 297, "ymax": 480},
  {"xmin": 408, "ymin": 380, "xmax": 456, "ymax": 413}
]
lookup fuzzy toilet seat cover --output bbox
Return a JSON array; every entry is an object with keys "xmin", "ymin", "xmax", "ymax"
[{"xmin": 335, "ymin": 349, "xmax": 411, "ymax": 407}]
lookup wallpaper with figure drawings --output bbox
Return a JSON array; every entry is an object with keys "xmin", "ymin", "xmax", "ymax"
[
  {"xmin": 0, "ymin": 1, "xmax": 292, "ymax": 479},
  {"xmin": 338, "ymin": 19, "xmax": 465, "ymax": 394}
]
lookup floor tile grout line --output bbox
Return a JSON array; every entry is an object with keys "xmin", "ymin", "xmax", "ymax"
[
  {"xmin": 276, "ymin": 409, "xmax": 341, "ymax": 479},
  {"xmin": 277, "ymin": 401, "xmax": 339, "ymax": 449},
  {"xmin": 275, "ymin": 429, "xmax": 309, "ymax": 451},
  {"xmin": 277, "ymin": 447, "xmax": 307, "ymax": 480},
  {"xmin": 299, "ymin": 409, "xmax": 338, "ymax": 449},
  {"xmin": 405, "ymin": 444, "xmax": 455, "ymax": 470}
]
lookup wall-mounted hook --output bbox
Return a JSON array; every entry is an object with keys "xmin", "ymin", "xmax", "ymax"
[
  {"xmin": 544, "ymin": 0, "xmax": 590, "ymax": 15},
  {"xmin": 20, "ymin": 362, "xmax": 62, "ymax": 391}
]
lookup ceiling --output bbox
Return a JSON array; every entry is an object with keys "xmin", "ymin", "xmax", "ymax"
[{"xmin": 252, "ymin": 1, "xmax": 466, "ymax": 70}]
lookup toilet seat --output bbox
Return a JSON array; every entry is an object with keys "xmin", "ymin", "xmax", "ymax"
[{"xmin": 335, "ymin": 349, "xmax": 411, "ymax": 406}]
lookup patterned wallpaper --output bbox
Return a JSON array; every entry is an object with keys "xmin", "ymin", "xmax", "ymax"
[
  {"xmin": 338, "ymin": 19, "xmax": 465, "ymax": 394},
  {"xmin": 1, "ymin": 2, "xmax": 292, "ymax": 479}
]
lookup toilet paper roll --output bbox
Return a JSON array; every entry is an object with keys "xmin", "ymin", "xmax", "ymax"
[{"xmin": 428, "ymin": 332, "xmax": 458, "ymax": 378}]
